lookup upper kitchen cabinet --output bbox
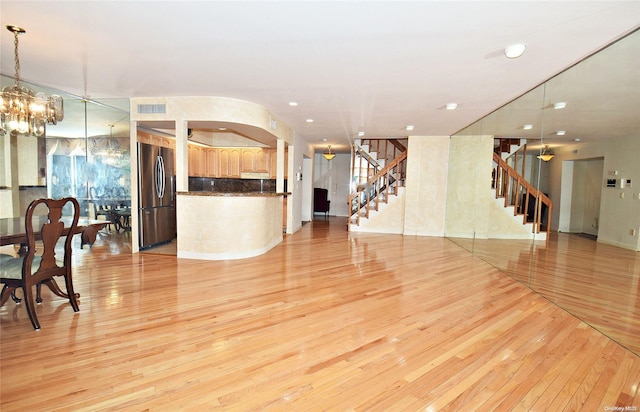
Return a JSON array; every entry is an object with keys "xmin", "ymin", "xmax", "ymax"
[
  {"xmin": 186, "ymin": 145, "xmax": 284, "ymax": 179},
  {"xmin": 188, "ymin": 144, "xmax": 205, "ymax": 177},
  {"xmin": 205, "ymin": 148, "xmax": 218, "ymax": 178},
  {"xmin": 218, "ymin": 148, "xmax": 241, "ymax": 178},
  {"xmin": 241, "ymin": 148, "xmax": 270, "ymax": 175},
  {"xmin": 137, "ymin": 130, "xmax": 174, "ymax": 150}
]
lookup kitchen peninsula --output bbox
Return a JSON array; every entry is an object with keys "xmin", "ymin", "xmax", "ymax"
[
  {"xmin": 176, "ymin": 178, "xmax": 288, "ymax": 260},
  {"xmin": 130, "ymin": 96, "xmax": 294, "ymax": 255}
]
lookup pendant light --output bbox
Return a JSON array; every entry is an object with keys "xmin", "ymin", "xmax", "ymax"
[
  {"xmin": 322, "ymin": 145, "xmax": 336, "ymax": 161},
  {"xmin": 537, "ymin": 145, "xmax": 555, "ymax": 162},
  {"xmin": 0, "ymin": 25, "xmax": 64, "ymax": 137}
]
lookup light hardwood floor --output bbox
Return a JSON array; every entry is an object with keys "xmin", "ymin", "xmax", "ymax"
[
  {"xmin": 1, "ymin": 219, "xmax": 639, "ymax": 411},
  {"xmin": 450, "ymin": 233, "xmax": 640, "ymax": 356}
]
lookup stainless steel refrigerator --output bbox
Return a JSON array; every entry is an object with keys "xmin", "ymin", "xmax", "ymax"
[{"xmin": 138, "ymin": 142, "xmax": 176, "ymax": 249}]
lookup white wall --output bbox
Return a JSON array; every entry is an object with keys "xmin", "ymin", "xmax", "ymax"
[
  {"xmin": 301, "ymin": 156, "xmax": 313, "ymax": 222},
  {"xmin": 313, "ymin": 152, "xmax": 351, "ymax": 217},
  {"xmin": 551, "ymin": 135, "xmax": 640, "ymax": 251},
  {"xmin": 566, "ymin": 158, "xmax": 604, "ymax": 236},
  {"xmin": 286, "ymin": 135, "xmax": 315, "ymax": 234}
]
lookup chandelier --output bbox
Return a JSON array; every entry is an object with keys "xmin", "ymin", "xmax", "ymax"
[
  {"xmin": 0, "ymin": 25, "xmax": 64, "ymax": 137},
  {"xmin": 322, "ymin": 145, "xmax": 336, "ymax": 161},
  {"xmin": 537, "ymin": 145, "xmax": 555, "ymax": 162},
  {"xmin": 92, "ymin": 125, "xmax": 126, "ymax": 165}
]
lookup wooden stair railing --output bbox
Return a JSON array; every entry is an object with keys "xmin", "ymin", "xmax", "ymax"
[
  {"xmin": 359, "ymin": 138, "xmax": 407, "ymax": 162},
  {"xmin": 348, "ymin": 150, "xmax": 408, "ymax": 227},
  {"xmin": 494, "ymin": 138, "xmax": 522, "ymax": 155},
  {"xmin": 352, "ymin": 138, "xmax": 408, "ymax": 189},
  {"xmin": 493, "ymin": 152, "xmax": 552, "ymax": 236}
]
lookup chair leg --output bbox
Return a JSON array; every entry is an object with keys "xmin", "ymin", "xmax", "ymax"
[
  {"xmin": 22, "ymin": 285, "xmax": 41, "ymax": 330},
  {"xmin": 63, "ymin": 274, "xmax": 80, "ymax": 312},
  {"xmin": 1, "ymin": 284, "xmax": 17, "ymax": 306},
  {"xmin": 2, "ymin": 284, "xmax": 22, "ymax": 304}
]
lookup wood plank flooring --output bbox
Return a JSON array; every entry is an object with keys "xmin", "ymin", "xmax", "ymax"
[
  {"xmin": 451, "ymin": 233, "xmax": 640, "ymax": 356},
  {"xmin": 1, "ymin": 219, "xmax": 639, "ymax": 411}
]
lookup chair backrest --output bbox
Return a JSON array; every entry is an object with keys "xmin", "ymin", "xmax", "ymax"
[{"xmin": 24, "ymin": 197, "xmax": 80, "ymax": 281}]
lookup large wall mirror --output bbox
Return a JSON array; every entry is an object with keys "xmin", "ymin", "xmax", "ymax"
[
  {"xmin": 447, "ymin": 29, "xmax": 639, "ymax": 355},
  {"xmin": 0, "ymin": 74, "xmax": 130, "ymax": 224}
]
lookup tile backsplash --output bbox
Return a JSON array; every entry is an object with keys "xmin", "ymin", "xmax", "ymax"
[{"xmin": 188, "ymin": 177, "xmax": 285, "ymax": 193}]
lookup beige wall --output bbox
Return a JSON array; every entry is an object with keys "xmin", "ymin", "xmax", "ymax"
[
  {"xmin": 177, "ymin": 194, "xmax": 283, "ymax": 260},
  {"xmin": 403, "ymin": 136, "xmax": 450, "ymax": 236},
  {"xmin": 350, "ymin": 188, "xmax": 406, "ymax": 234},
  {"xmin": 443, "ymin": 135, "xmax": 493, "ymax": 238}
]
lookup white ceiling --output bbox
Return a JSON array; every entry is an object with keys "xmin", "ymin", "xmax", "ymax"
[{"xmin": 1, "ymin": 1, "xmax": 639, "ymax": 151}]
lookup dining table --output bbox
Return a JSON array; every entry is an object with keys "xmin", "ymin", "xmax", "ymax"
[
  {"xmin": 0, "ymin": 216, "xmax": 108, "ymax": 303},
  {"xmin": 0, "ymin": 216, "xmax": 108, "ymax": 248},
  {"xmin": 83, "ymin": 197, "xmax": 132, "ymax": 232}
]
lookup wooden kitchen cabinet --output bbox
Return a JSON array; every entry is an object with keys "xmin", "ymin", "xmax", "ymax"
[
  {"xmin": 188, "ymin": 144, "xmax": 205, "ymax": 177},
  {"xmin": 269, "ymin": 148, "xmax": 288, "ymax": 179},
  {"xmin": 218, "ymin": 148, "xmax": 241, "ymax": 178},
  {"xmin": 137, "ymin": 131, "xmax": 175, "ymax": 150},
  {"xmin": 205, "ymin": 148, "xmax": 218, "ymax": 177},
  {"xmin": 150, "ymin": 134, "xmax": 174, "ymax": 149},
  {"xmin": 241, "ymin": 148, "xmax": 270, "ymax": 174}
]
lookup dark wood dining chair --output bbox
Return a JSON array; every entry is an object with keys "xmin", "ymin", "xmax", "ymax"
[{"xmin": 0, "ymin": 197, "xmax": 81, "ymax": 330}]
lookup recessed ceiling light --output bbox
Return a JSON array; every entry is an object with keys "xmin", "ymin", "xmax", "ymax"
[
  {"xmin": 306, "ymin": 118, "xmax": 314, "ymax": 123},
  {"xmin": 556, "ymin": 130, "xmax": 566, "ymax": 136},
  {"xmin": 405, "ymin": 125, "xmax": 414, "ymax": 131},
  {"xmin": 446, "ymin": 103, "xmax": 458, "ymax": 110},
  {"xmin": 523, "ymin": 124, "xmax": 533, "ymax": 130},
  {"xmin": 289, "ymin": 102, "xmax": 298, "ymax": 106},
  {"xmin": 553, "ymin": 102, "xmax": 567, "ymax": 109},
  {"xmin": 574, "ymin": 138, "xmax": 581, "ymax": 142},
  {"xmin": 504, "ymin": 43, "xmax": 526, "ymax": 59},
  {"xmin": 218, "ymin": 127, "xmax": 227, "ymax": 131},
  {"xmin": 358, "ymin": 131, "xmax": 365, "ymax": 137},
  {"xmin": 322, "ymin": 138, "xmax": 327, "ymax": 142}
]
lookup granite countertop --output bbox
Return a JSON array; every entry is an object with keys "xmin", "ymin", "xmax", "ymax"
[{"xmin": 177, "ymin": 191, "xmax": 290, "ymax": 197}]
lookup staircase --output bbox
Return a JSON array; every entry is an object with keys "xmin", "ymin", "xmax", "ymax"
[
  {"xmin": 492, "ymin": 141, "xmax": 552, "ymax": 240},
  {"xmin": 348, "ymin": 139, "xmax": 408, "ymax": 230},
  {"xmin": 495, "ymin": 138, "xmax": 525, "ymax": 160},
  {"xmin": 346, "ymin": 137, "xmax": 551, "ymax": 239}
]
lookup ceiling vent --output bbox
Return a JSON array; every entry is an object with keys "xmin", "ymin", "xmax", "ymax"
[{"xmin": 137, "ymin": 103, "xmax": 166, "ymax": 114}]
